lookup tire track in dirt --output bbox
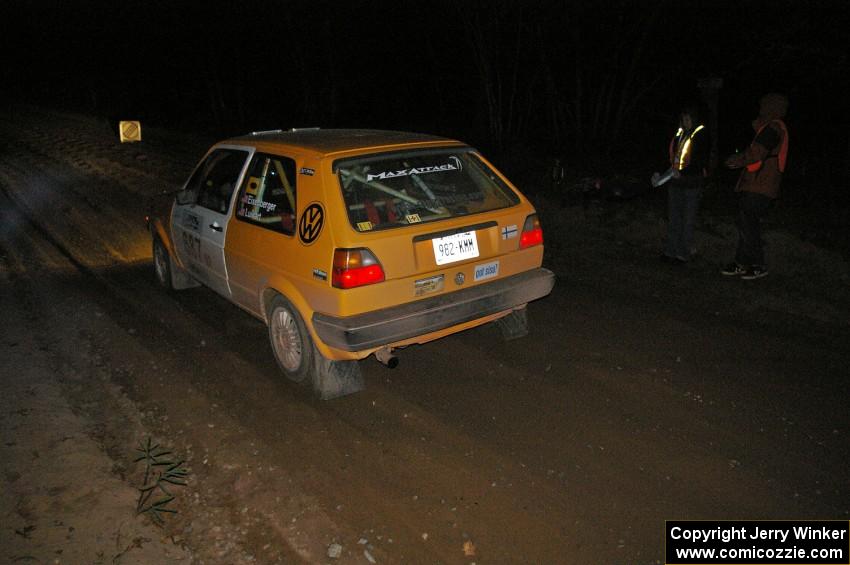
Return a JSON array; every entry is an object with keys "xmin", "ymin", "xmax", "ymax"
[
  {"xmin": 0, "ymin": 152, "xmax": 148, "ymax": 266},
  {"xmin": 1, "ymin": 174, "xmax": 332, "ymax": 562},
  {"xmin": 0, "ymin": 192, "xmax": 192, "ymax": 564},
  {"xmin": 0, "ymin": 157, "xmax": 345, "ymax": 561}
]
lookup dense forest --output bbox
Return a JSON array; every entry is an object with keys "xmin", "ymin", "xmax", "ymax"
[{"xmin": 4, "ymin": 1, "xmax": 848, "ymax": 188}]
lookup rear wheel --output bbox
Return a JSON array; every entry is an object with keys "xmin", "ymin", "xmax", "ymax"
[
  {"xmin": 267, "ymin": 296, "xmax": 313, "ymax": 383},
  {"xmin": 267, "ymin": 294, "xmax": 364, "ymax": 398},
  {"xmin": 152, "ymin": 237, "xmax": 173, "ymax": 289}
]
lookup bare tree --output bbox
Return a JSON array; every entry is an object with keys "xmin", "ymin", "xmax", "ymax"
[{"xmin": 456, "ymin": 1, "xmax": 538, "ymax": 154}]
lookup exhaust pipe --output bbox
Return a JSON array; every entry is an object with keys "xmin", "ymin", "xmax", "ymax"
[{"xmin": 375, "ymin": 346, "xmax": 399, "ymax": 369}]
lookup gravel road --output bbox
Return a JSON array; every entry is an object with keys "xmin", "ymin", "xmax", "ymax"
[{"xmin": 1, "ymin": 107, "xmax": 848, "ymax": 564}]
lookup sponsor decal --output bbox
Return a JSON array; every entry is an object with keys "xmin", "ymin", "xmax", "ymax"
[
  {"xmin": 299, "ymin": 167, "xmax": 315, "ymax": 176},
  {"xmin": 501, "ymin": 225, "xmax": 518, "ymax": 239},
  {"xmin": 366, "ymin": 158, "xmax": 461, "ymax": 182},
  {"xmin": 405, "ymin": 213, "xmax": 421, "ymax": 224},
  {"xmin": 474, "ymin": 260, "xmax": 499, "ymax": 281},
  {"xmin": 414, "ymin": 274, "xmax": 444, "ymax": 297},
  {"xmin": 298, "ymin": 202, "xmax": 324, "ymax": 244},
  {"xmin": 357, "ymin": 221, "xmax": 373, "ymax": 231},
  {"xmin": 312, "ymin": 268, "xmax": 328, "ymax": 281}
]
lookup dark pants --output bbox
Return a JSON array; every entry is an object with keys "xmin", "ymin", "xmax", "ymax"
[
  {"xmin": 735, "ymin": 191, "xmax": 773, "ymax": 267},
  {"xmin": 664, "ymin": 180, "xmax": 703, "ymax": 260}
]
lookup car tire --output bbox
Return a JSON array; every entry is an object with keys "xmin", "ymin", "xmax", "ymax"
[
  {"xmin": 153, "ymin": 237, "xmax": 173, "ymax": 290},
  {"xmin": 267, "ymin": 295, "xmax": 313, "ymax": 383},
  {"xmin": 496, "ymin": 307, "xmax": 529, "ymax": 341}
]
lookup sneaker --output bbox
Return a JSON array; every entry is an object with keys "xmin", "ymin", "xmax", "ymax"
[
  {"xmin": 741, "ymin": 266, "xmax": 769, "ymax": 280},
  {"xmin": 721, "ymin": 262, "xmax": 746, "ymax": 276}
]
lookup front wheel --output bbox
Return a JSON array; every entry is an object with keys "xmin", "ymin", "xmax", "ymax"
[{"xmin": 267, "ymin": 296, "xmax": 313, "ymax": 383}]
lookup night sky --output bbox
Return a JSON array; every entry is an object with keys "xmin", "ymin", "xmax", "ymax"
[{"xmin": 4, "ymin": 0, "xmax": 849, "ymax": 188}]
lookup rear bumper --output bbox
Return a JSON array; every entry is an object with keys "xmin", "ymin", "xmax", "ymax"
[{"xmin": 312, "ymin": 268, "xmax": 555, "ymax": 352}]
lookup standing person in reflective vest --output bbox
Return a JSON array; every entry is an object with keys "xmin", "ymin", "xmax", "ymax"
[
  {"xmin": 661, "ymin": 106, "xmax": 708, "ymax": 263},
  {"xmin": 721, "ymin": 93, "xmax": 789, "ymax": 280}
]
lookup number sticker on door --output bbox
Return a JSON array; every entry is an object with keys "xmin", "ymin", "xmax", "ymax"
[{"xmin": 182, "ymin": 231, "xmax": 201, "ymax": 262}]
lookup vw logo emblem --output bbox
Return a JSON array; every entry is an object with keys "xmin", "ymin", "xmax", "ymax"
[
  {"xmin": 454, "ymin": 272, "xmax": 465, "ymax": 285},
  {"xmin": 298, "ymin": 203, "xmax": 324, "ymax": 245}
]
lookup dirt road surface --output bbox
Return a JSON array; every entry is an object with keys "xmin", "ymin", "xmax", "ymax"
[{"xmin": 1, "ymin": 107, "xmax": 848, "ymax": 564}]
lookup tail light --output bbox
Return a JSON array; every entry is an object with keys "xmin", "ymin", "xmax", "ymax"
[
  {"xmin": 519, "ymin": 214, "xmax": 543, "ymax": 249},
  {"xmin": 332, "ymin": 248, "xmax": 385, "ymax": 289}
]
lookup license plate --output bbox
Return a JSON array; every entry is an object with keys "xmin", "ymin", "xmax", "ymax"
[
  {"xmin": 432, "ymin": 231, "xmax": 479, "ymax": 265},
  {"xmin": 474, "ymin": 260, "xmax": 499, "ymax": 281}
]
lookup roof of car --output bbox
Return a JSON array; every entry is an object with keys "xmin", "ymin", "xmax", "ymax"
[{"xmin": 225, "ymin": 128, "xmax": 464, "ymax": 156}]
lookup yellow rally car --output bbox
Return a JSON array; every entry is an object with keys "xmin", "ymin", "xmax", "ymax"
[{"xmin": 148, "ymin": 129, "xmax": 555, "ymax": 399}]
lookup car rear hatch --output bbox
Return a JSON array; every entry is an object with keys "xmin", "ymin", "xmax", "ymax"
[{"xmin": 328, "ymin": 147, "xmax": 546, "ymax": 316}]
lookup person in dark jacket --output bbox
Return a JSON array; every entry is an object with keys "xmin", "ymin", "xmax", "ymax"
[
  {"xmin": 721, "ymin": 93, "xmax": 789, "ymax": 280},
  {"xmin": 661, "ymin": 106, "xmax": 709, "ymax": 263}
]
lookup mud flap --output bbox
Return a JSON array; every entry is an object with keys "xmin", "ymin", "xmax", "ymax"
[
  {"xmin": 169, "ymin": 253, "xmax": 200, "ymax": 290},
  {"xmin": 311, "ymin": 344, "xmax": 364, "ymax": 400},
  {"xmin": 495, "ymin": 307, "xmax": 529, "ymax": 341}
]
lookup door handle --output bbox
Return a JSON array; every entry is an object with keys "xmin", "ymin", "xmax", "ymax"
[{"xmin": 209, "ymin": 223, "xmax": 222, "ymax": 232}]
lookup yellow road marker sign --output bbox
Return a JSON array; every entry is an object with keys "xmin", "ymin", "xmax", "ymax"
[{"xmin": 119, "ymin": 121, "xmax": 141, "ymax": 143}]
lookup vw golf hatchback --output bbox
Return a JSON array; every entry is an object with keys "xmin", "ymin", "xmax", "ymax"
[{"xmin": 149, "ymin": 129, "xmax": 555, "ymax": 398}]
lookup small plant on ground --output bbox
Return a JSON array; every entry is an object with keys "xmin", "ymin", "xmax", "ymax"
[{"xmin": 134, "ymin": 437, "xmax": 189, "ymax": 525}]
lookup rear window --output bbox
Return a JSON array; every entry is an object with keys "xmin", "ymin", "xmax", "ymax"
[{"xmin": 335, "ymin": 149, "xmax": 520, "ymax": 231}]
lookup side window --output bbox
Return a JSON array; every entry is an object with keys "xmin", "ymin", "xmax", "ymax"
[
  {"xmin": 235, "ymin": 153, "xmax": 297, "ymax": 235},
  {"xmin": 185, "ymin": 149, "xmax": 249, "ymax": 214}
]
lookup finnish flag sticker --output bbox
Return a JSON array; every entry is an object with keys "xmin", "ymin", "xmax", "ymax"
[{"xmin": 501, "ymin": 225, "xmax": 518, "ymax": 239}]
